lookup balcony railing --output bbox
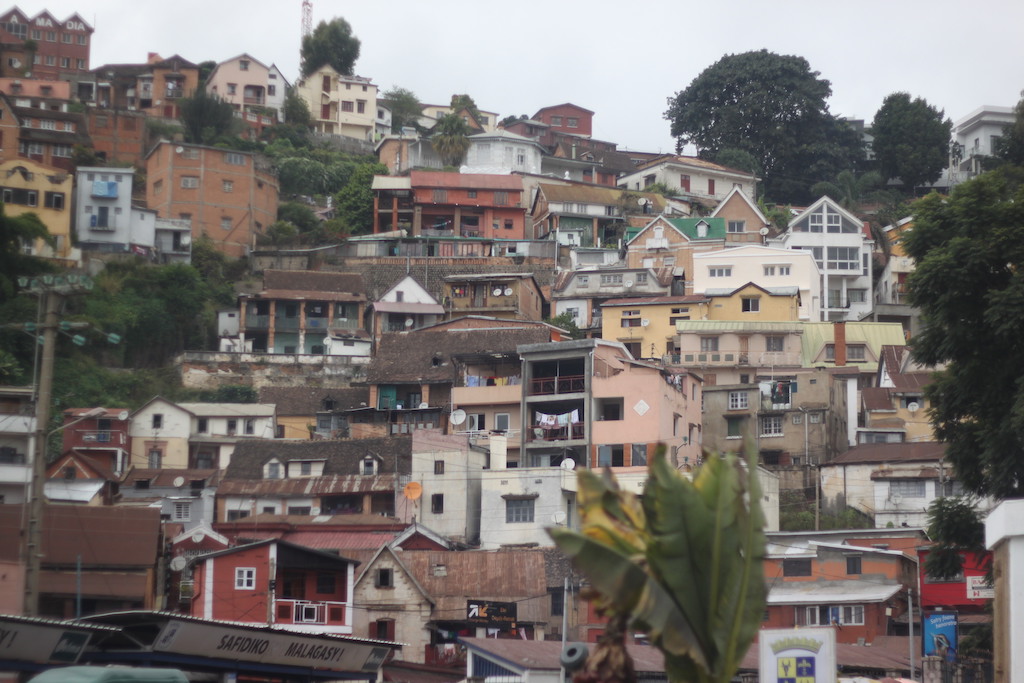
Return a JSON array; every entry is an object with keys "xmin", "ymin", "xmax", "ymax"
[
  {"xmin": 528, "ymin": 374, "xmax": 585, "ymax": 395},
  {"xmin": 244, "ymin": 314, "xmax": 270, "ymax": 330},
  {"xmin": 275, "ymin": 599, "xmax": 347, "ymax": 626},
  {"xmin": 274, "ymin": 316, "xmax": 300, "ymax": 330},
  {"xmin": 674, "ymin": 351, "xmax": 802, "ymax": 367},
  {"xmin": 305, "ymin": 317, "xmax": 329, "ymax": 329},
  {"xmin": 527, "ymin": 423, "xmax": 585, "ymax": 442}
]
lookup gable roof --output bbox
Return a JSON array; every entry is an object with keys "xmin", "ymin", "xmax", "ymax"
[
  {"xmin": 828, "ymin": 441, "xmax": 946, "ymax": 465},
  {"xmin": 710, "ymin": 186, "xmax": 770, "ymax": 225},
  {"xmin": 257, "ymin": 386, "xmax": 369, "ymax": 416},
  {"xmin": 788, "ymin": 195, "xmax": 872, "ymax": 238},
  {"xmin": 800, "ymin": 322, "xmax": 908, "ymax": 367},
  {"xmin": 367, "ymin": 328, "xmax": 551, "ymax": 383},
  {"xmin": 533, "ymin": 102, "xmax": 595, "ymax": 117},
  {"xmin": 192, "ymin": 538, "xmax": 359, "ymax": 568},
  {"xmin": 630, "ymin": 153, "xmax": 756, "ymax": 179},
  {"xmin": 223, "ymin": 436, "xmax": 412, "ymax": 480}
]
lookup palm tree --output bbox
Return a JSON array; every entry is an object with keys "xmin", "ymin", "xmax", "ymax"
[
  {"xmin": 431, "ymin": 113, "xmax": 470, "ymax": 168},
  {"xmin": 549, "ymin": 445, "xmax": 766, "ymax": 683}
]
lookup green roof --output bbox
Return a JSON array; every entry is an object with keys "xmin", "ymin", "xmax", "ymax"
[
  {"xmin": 665, "ymin": 217, "xmax": 727, "ymax": 240},
  {"xmin": 799, "ymin": 322, "xmax": 906, "ymax": 367}
]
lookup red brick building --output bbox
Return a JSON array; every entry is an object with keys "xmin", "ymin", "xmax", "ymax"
[
  {"xmin": 189, "ymin": 539, "xmax": 357, "ymax": 635},
  {"xmin": 86, "ymin": 109, "xmax": 148, "ymax": 166},
  {"xmin": 373, "ymin": 170, "xmax": 526, "ymax": 239},
  {"xmin": 0, "ymin": 7, "xmax": 92, "ymax": 82},
  {"xmin": 146, "ymin": 140, "xmax": 279, "ymax": 258},
  {"xmin": 533, "ymin": 103, "xmax": 594, "ymax": 138}
]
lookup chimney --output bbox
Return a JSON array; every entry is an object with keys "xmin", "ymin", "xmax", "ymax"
[{"xmin": 833, "ymin": 321, "xmax": 846, "ymax": 366}]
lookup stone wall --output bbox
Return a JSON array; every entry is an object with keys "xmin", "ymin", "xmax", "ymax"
[{"xmin": 176, "ymin": 351, "xmax": 368, "ymax": 390}]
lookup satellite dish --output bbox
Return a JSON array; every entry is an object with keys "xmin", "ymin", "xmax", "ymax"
[
  {"xmin": 118, "ymin": 410, "xmax": 129, "ymax": 421},
  {"xmin": 418, "ymin": 402, "xmax": 429, "ymax": 409},
  {"xmin": 503, "ymin": 287, "xmax": 513, "ymax": 296},
  {"xmin": 191, "ymin": 531, "xmax": 205, "ymax": 544},
  {"xmin": 450, "ymin": 409, "xmax": 467, "ymax": 425},
  {"xmin": 169, "ymin": 556, "xmax": 187, "ymax": 572},
  {"xmin": 175, "ymin": 146, "xmax": 184, "ymax": 154},
  {"xmin": 492, "ymin": 287, "xmax": 503, "ymax": 296},
  {"xmin": 404, "ymin": 482, "xmax": 423, "ymax": 500},
  {"xmin": 890, "ymin": 492, "xmax": 902, "ymax": 505},
  {"xmin": 640, "ymin": 319, "xmax": 650, "ymax": 327},
  {"xmin": 404, "ymin": 318, "xmax": 414, "ymax": 327},
  {"xmin": 172, "ymin": 476, "xmax": 186, "ymax": 488},
  {"xmin": 551, "ymin": 511, "xmax": 567, "ymax": 525},
  {"xmin": 637, "ymin": 197, "xmax": 649, "ymax": 206},
  {"xmin": 623, "ymin": 280, "xmax": 634, "ymax": 288},
  {"xmin": 759, "ymin": 227, "xmax": 770, "ymax": 236},
  {"xmin": 907, "ymin": 402, "xmax": 920, "ymax": 413},
  {"xmin": 561, "ymin": 458, "xmax": 576, "ymax": 471}
]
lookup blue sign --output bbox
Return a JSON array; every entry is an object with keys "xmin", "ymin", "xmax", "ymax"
[{"xmin": 923, "ymin": 612, "xmax": 958, "ymax": 662}]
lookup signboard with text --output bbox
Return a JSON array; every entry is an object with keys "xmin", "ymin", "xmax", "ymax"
[
  {"xmin": 966, "ymin": 575, "xmax": 994, "ymax": 600},
  {"xmin": 466, "ymin": 600, "xmax": 517, "ymax": 629},
  {"xmin": 0, "ymin": 618, "xmax": 91, "ymax": 665},
  {"xmin": 923, "ymin": 612, "xmax": 958, "ymax": 662}
]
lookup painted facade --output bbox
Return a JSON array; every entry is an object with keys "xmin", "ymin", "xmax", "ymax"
[
  {"xmin": 205, "ymin": 54, "xmax": 288, "ymax": 121},
  {"xmin": 618, "ymin": 154, "xmax": 757, "ymax": 202},
  {"xmin": 296, "ymin": 67, "xmax": 378, "ymax": 140},
  {"xmin": 0, "ymin": 158, "xmax": 73, "ymax": 262}
]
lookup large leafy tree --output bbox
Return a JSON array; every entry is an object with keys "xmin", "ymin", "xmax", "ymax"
[
  {"xmin": 334, "ymin": 162, "xmax": 388, "ymax": 235},
  {"xmin": 995, "ymin": 96, "xmax": 1024, "ymax": 166},
  {"xmin": 431, "ymin": 113, "xmax": 471, "ymax": 168},
  {"xmin": 0, "ymin": 205, "xmax": 52, "ymax": 302},
  {"xmin": 382, "ymin": 86, "xmax": 423, "ymax": 133},
  {"xmin": 904, "ymin": 165, "xmax": 1024, "ymax": 499},
  {"xmin": 178, "ymin": 89, "xmax": 240, "ymax": 145},
  {"xmin": 300, "ymin": 17, "xmax": 360, "ymax": 78},
  {"xmin": 871, "ymin": 92, "xmax": 952, "ymax": 191},
  {"xmin": 664, "ymin": 50, "xmax": 863, "ymax": 204}
]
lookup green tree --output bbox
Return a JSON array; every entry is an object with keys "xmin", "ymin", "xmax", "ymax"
[
  {"xmin": 382, "ymin": 86, "xmax": 423, "ymax": 133},
  {"xmin": 664, "ymin": 50, "xmax": 863, "ymax": 204},
  {"xmin": 283, "ymin": 85, "xmax": 312, "ymax": 127},
  {"xmin": 334, "ymin": 162, "xmax": 388, "ymax": 235},
  {"xmin": 196, "ymin": 60, "xmax": 216, "ymax": 87},
  {"xmin": 431, "ymin": 113, "xmax": 471, "ymax": 167},
  {"xmin": 810, "ymin": 170, "xmax": 896, "ymax": 212},
  {"xmin": 543, "ymin": 312, "xmax": 582, "ymax": 339},
  {"xmin": 300, "ymin": 17, "xmax": 360, "ymax": 78},
  {"xmin": 871, "ymin": 92, "xmax": 952, "ymax": 191},
  {"xmin": 178, "ymin": 89, "xmax": 240, "ymax": 145},
  {"xmin": 0, "ymin": 204, "xmax": 53, "ymax": 303},
  {"xmin": 713, "ymin": 148, "xmax": 761, "ymax": 177},
  {"xmin": 450, "ymin": 93, "xmax": 481, "ymax": 122},
  {"xmin": 995, "ymin": 97, "xmax": 1024, "ymax": 166},
  {"xmin": 904, "ymin": 165, "xmax": 1024, "ymax": 498},
  {"xmin": 550, "ymin": 446, "xmax": 766, "ymax": 683},
  {"xmin": 277, "ymin": 201, "xmax": 319, "ymax": 233}
]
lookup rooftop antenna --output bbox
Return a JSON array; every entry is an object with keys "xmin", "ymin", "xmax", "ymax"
[{"xmin": 301, "ymin": 0, "xmax": 313, "ymax": 38}]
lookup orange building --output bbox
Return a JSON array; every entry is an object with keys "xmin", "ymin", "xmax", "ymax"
[
  {"xmin": 93, "ymin": 53, "xmax": 199, "ymax": 119},
  {"xmin": 145, "ymin": 141, "xmax": 278, "ymax": 258},
  {"xmin": 86, "ymin": 109, "xmax": 148, "ymax": 166}
]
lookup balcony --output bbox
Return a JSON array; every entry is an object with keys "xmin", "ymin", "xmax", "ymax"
[
  {"xmin": 244, "ymin": 314, "xmax": 270, "ymax": 330},
  {"xmin": 275, "ymin": 599, "xmax": 347, "ymax": 626},
  {"xmin": 79, "ymin": 430, "xmax": 116, "ymax": 444},
  {"xmin": 305, "ymin": 317, "xmax": 329, "ymax": 330},
  {"xmin": 527, "ymin": 423, "xmax": 585, "ymax": 442},
  {"xmin": 675, "ymin": 351, "xmax": 802, "ymax": 367},
  {"xmin": 274, "ymin": 316, "xmax": 300, "ymax": 330},
  {"xmin": 528, "ymin": 374, "xmax": 585, "ymax": 396}
]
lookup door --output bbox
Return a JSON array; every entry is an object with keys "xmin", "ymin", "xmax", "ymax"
[{"xmin": 96, "ymin": 206, "xmax": 109, "ymax": 228}]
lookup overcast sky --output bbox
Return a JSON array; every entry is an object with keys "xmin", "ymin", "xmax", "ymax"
[{"xmin": 40, "ymin": 0, "xmax": 1024, "ymax": 153}]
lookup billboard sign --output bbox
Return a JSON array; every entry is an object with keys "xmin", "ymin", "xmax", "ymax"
[
  {"xmin": 923, "ymin": 612, "xmax": 958, "ymax": 662},
  {"xmin": 466, "ymin": 600, "xmax": 517, "ymax": 629}
]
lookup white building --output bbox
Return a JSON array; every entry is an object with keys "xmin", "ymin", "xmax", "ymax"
[
  {"xmin": 75, "ymin": 166, "xmax": 158, "ymax": 255},
  {"xmin": 295, "ymin": 67, "xmax": 378, "ymax": 141},
  {"xmin": 409, "ymin": 430, "xmax": 485, "ymax": 546},
  {"xmin": 692, "ymin": 245, "xmax": 821, "ymax": 321},
  {"xmin": 462, "ymin": 130, "xmax": 545, "ymax": 175},
  {"xmin": 617, "ymin": 154, "xmax": 758, "ymax": 202},
  {"xmin": 767, "ymin": 196, "xmax": 874, "ymax": 321}
]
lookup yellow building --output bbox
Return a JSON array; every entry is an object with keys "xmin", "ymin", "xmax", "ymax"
[
  {"xmin": 600, "ymin": 295, "xmax": 709, "ymax": 361},
  {"xmin": 0, "ymin": 158, "xmax": 74, "ymax": 264},
  {"xmin": 704, "ymin": 283, "xmax": 803, "ymax": 322}
]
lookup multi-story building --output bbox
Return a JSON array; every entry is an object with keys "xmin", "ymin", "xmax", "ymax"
[
  {"xmin": 767, "ymin": 196, "xmax": 875, "ymax": 321},
  {"xmin": 74, "ymin": 165, "xmax": 142, "ymax": 251},
  {"xmin": 462, "ymin": 129, "xmax": 545, "ymax": 175},
  {"xmin": 708, "ymin": 186, "xmax": 772, "ymax": 245},
  {"xmin": 0, "ymin": 158, "xmax": 74, "ymax": 263},
  {"xmin": 532, "ymin": 103, "xmax": 594, "ymax": 140},
  {"xmin": 622, "ymin": 216, "xmax": 726, "ymax": 286},
  {"xmin": 530, "ymin": 182, "xmax": 665, "ymax": 246},
  {"xmin": 231, "ymin": 270, "xmax": 369, "ymax": 356},
  {"xmin": 599, "ymin": 295, "xmax": 708, "ymax": 360},
  {"xmin": 367, "ymin": 275, "xmax": 444, "ymax": 341},
  {"xmin": 119, "ymin": 468, "xmax": 219, "ymax": 532},
  {"xmin": 691, "ymin": 245, "xmax": 822, "ymax": 321},
  {"xmin": 869, "ymin": 216, "xmax": 919, "ymax": 336},
  {"xmin": 0, "ymin": 386, "xmax": 35, "ymax": 505},
  {"xmin": 8, "ymin": 96, "xmax": 89, "ymax": 172},
  {"xmin": 58, "ymin": 407, "xmax": 131, "ymax": 478},
  {"xmin": 296, "ymin": 66, "xmax": 378, "ymax": 140},
  {"xmin": 951, "ymin": 104, "xmax": 1016, "ymax": 180},
  {"xmin": 373, "ymin": 170, "xmax": 527, "ymax": 238},
  {"xmin": 92, "ymin": 54, "xmax": 200, "ymax": 119},
  {"xmin": 551, "ymin": 267, "xmax": 676, "ymax": 337},
  {"xmin": 618, "ymin": 154, "xmax": 758, "ymax": 203},
  {"xmin": 84, "ymin": 109, "xmax": 148, "ymax": 166},
  {"xmin": 145, "ymin": 140, "xmax": 279, "ymax": 258},
  {"xmin": 419, "ymin": 101, "xmax": 499, "ymax": 132},
  {"xmin": 0, "ymin": 7, "xmax": 92, "ymax": 83},
  {"xmin": 443, "ymin": 273, "xmax": 544, "ymax": 321},
  {"xmin": 205, "ymin": 54, "xmax": 288, "ymax": 122},
  {"xmin": 859, "ymin": 345, "xmax": 935, "ymax": 445}
]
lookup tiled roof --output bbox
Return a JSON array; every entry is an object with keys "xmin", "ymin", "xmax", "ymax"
[
  {"xmin": 632, "ymin": 154, "xmax": 753, "ymax": 177},
  {"xmin": 829, "ymin": 441, "xmax": 946, "ymax": 465},
  {"xmin": 257, "ymin": 386, "xmax": 369, "ymax": 416},
  {"xmin": 122, "ymin": 468, "xmax": 220, "ymax": 487},
  {"xmin": 259, "ymin": 270, "xmax": 366, "ymax": 299},
  {"xmin": 862, "ymin": 387, "xmax": 896, "ymax": 412},
  {"xmin": 223, "ymin": 436, "xmax": 412, "ymax": 480},
  {"xmin": 177, "ymin": 402, "xmax": 276, "ymax": 417},
  {"xmin": 538, "ymin": 182, "xmax": 665, "ymax": 210},
  {"xmin": 409, "ymin": 171, "xmax": 523, "ymax": 190},
  {"xmin": 366, "ymin": 328, "xmax": 551, "ymax": 383}
]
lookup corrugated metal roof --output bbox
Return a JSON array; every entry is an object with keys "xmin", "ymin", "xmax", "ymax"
[
  {"xmin": 372, "ymin": 302, "xmax": 445, "ymax": 314},
  {"xmin": 767, "ymin": 580, "xmax": 902, "ymax": 604},
  {"xmin": 829, "ymin": 441, "xmax": 945, "ymax": 465},
  {"xmin": 177, "ymin": 403, "xmax": 276, "ymax": 417},
  {"xmin": 410, "ymin": 171, "xmax": 523, "ymax": 190},
  {"xmin": 800, "ymin": 322, "xmax": 907, "ymax": 367},
  {"xmin": 676, "ymin": 320, "xmax": 806, "ymax": 334},
  {"xmin": 372, "ymin": 176, "xmax": 412, "ymax": 190}
]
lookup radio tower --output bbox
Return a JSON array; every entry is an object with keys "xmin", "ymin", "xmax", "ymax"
[{"xmin": 301, "ymin": 0, "xmax": 313, "ymax": 37}]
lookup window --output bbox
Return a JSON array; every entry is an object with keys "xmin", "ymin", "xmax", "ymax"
[
  {"xmin": 494, "ymin": 191, "xmax": 509, "ymax": 205},
  {"xmin": 61, "ymin": 32, "xmax": 73, "ymax": 43},
  {"xmin": 60, "ymin": 57, "xmax": 70, "ymax": 68},
  {"xmin": 434, "ymin": 460, "xmax": 445, "ymax": 475},
  {"xmin": 239, "ymin": 59, "xmax": 250, "ymax": 71},
  {"xmin": 221, "ymin": 217, "xmax": 232, "ymax": 230},
  {"xmin": 826, "ymin": 246, "xmax": 859, "ymax": 270},
  {"xmin": 763, "ymin": 266, "xmax": 776, "ymax": 276},
  {"xmin": 357, "ymin": 100, "xmax": 366, "ymax": 114},
  {"xmin": 267, "ymin": 462, "xmax": 281, "ymax": 479},
  {"xmin": 728, "ymin": 391, "xmax": 749, "ymax": 410},
  {"xmin": 809, "ymin": 412, "xmax": 822, "ymax": 424},
  {"xmin": 709, "ymin": 267, "xmax": 732, "ymax": 277},
  {"xmin": 741, "ymin": 297, "xmax": 760, "ymax": 313},
  {"xmin": 727, "ymin": 220, "xmax": 745, "ymax": 233},
  {"xmin": 598, "ymin": 445, "xmax": 625, "ymax": 467},
  {"xmin": 268, "ymin": 85, "xmax": 276, "ymax": 96},
  {"xmin": 631, "ymin": 444, "xmax": 647, "ymax": 467},
  {"xmin": 173, "ymin": 502, "xmax": 190, "ymax": 521},
  {"xmin": 600, "ymin": 273, "xmax": 623, "ymax": 285},
  {"xmin": 431, "ymin": 493, "xmax": 444, "ymax": 514},
  {"xmin": 46, "ymin": 30, "xmax": 56, "ymax": 42},
  {"xmin": 362, "ymin": 458, "xmax": 375, "ymax": 475},
  {"xmin": 726, "ymin": 416, "xmax": 743, "ymax": 439},
  {"xmin": 287, "ymin": 506, "xmax": 311, "ymax": 515},
  {"xmin": 495, "ymin": 413, "xmax": 510, "ymax": 432},
  {"xmin": 44, "ymin": 192, "xmax": 64, "ymax": 210},
  {"xmin": 761, "ymin": 415, "xmax": 783, "ymax": 436},
  {"xmin": 432, "ymin": 189, "xmax": 447, "ymax": 203},
  {"xmin": 707, "ymin": 178, "xmax": 716, "ymax": 195},
  {"xmin": 222, "ymin": 180, "xmax": 234, "ymax": 192},
  {"xmin": 341, "ymin": 101, "xmax": 354, "ymax": 112},
  {"xmin": 848, "ymin": 345, "xmax": 866, "ymax": 361},
  {"xmin": 567, "ymin": 117, "xmax": 578, "ymax": 128},
  {"xmin": 227, "ymin": 510, "xmax": 249, "ymax": 521},
  {"xmin": 40, "ymin": 119, "xmax": 55, "ymax": 131},
  {"xmin": 182, "ymin": 148, "xmax": 200, "ymax": 159},
  {"xmin": 235, "ymin": 567, "xmax": 256, "ymax": 590},
  {"xmin": 799, "ymin": 605, "xmax": 864, "ymax": 626},
  {"xmin": 765, "ymin": 336, "xmax": 784, "ymax": 353},
  {"xmin": 506, "ymin": 498, "xmax": 535, "ymax": 523},
  {"xmin": 889, "ymin": 480, "xmax": 926, "ymax": 498},
  {"xmin": 224, "ymin": 152, "xmax": 245, "ymax": 165},
  {"xmin": 76, "ymin": 58, "xmax": 86, "ymax": 69},
  {"xmin": 782, "ymin": 558, "xmax": 812, "ymax": 577},
  {"xmin": 316, "ymin": 572, "xmax": 335, "ymax": 593},
  {"xmin": 181, "ymin": 176, "xmax": 199, "ymax": 189},
  {"xmin": 700, "ymin": 337, "xmax": 719, "ymax": 352},
  {"xmin": 152, "ymin": 414, "xmax": 164, "ymax": 429},
  {"xmin": 300, "ymin": 461, "xmax": 313, "ymax": 476},
  {"xmin": 197, "ymin": 418, "xmax": 208, "ymax": 433},
  {"xmin": 846, "ymin": 555, "xmax": 862, "ymax": 575},
  {"xmin": 245, "ymin": 418, "xmax": 255, "ymax": 435},
  {"xmin": 467, "ymin": 190, "xmax": 477, "ymax": 199},
  {"xmin": 375, "ymin": 568, "xmax": 394, "ymax": 587},
  {"xmin": 792, "ymin": 413, "xmax": 803, "ymax": 425},
  {"xmin": 226, "ymin": 83, "xmax": 237, "ymax": 96},
  {"xmin": 551, "ymin": 116, "xmax": 562, "ymax": 125}
]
